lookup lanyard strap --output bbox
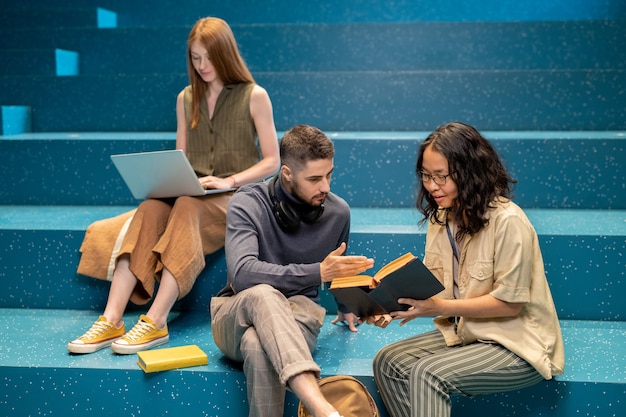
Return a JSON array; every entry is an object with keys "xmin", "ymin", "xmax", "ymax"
[{"xmin": 445, "ymin": 218, "xmax": 460, "ymax": 262}]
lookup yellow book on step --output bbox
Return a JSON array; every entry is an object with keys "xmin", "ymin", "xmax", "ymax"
[{"xmin": 137, "ymin": 344, "xmax": 208, "ymax": 373}]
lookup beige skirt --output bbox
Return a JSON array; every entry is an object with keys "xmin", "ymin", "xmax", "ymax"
[{"xmin": 77, "ymin": 193, "xmax": 232, "ymax": 305}]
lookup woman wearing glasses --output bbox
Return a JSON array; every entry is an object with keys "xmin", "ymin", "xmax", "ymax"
[{"xmin": 368, "ymin": 122, "xmax": 564, "ymax": 417}]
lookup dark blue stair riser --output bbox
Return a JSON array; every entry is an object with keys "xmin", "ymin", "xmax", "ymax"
[
  {"xmin": 1, "ymin": 70, "xmax": 624, "ymax": 133},
  {"xmin": 1, "ymin": 230, "xmax": 623, "ymax": 321},
  {"xmin": 90, "ymin": 0, "xmax": 626, "ymax": 26},
  {"xmin": 1, "ymin": 137, "xmax": 624, "ymax": 209},
  {"xmin": 0, "ymin": 139, "xmax": 173, "ymax": 207},
  {"xmin": 450, "ymin": 381, "xmax": 626, "ymax": 417},
  {"xmin": 0, "ymin": 8, "xmax": 113, "ymax": 30},
  {"xmin": 0, "ymin": 21, "xmax": 624, "ymax": 75},
  {"xmin": 1, "ymin": 366, "xmax": 624, "ymax": 417},
  {"xmin": 0, "ymin": 49, "xmax": 78, "ymax": 77},
  {"xmin": 8, "ymin": 0, "xmax": 626, "ymax": 25}
]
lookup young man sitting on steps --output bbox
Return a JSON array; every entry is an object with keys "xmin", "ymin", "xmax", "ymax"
[{"xmin": 210, "ymin": 124, "xmax": 374, "ymax": 417}]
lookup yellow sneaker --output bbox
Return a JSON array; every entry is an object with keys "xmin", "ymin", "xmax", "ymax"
[
  {"xmin": 68, "ymin": 316, "xmax": 125, "ymax": 354},
  {"xmin": 111, "ymin": 315, "xmax": 169, "ymax": 355}
]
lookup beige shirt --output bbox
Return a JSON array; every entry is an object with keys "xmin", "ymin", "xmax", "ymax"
[{"xmin": 424, "ymin": 199, "xmax": 565, "ymax": 379}]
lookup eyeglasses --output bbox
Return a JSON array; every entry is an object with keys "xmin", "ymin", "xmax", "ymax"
[{"xmin": 418, "ymin": 171, "xmax": 455, "ymax": 185}]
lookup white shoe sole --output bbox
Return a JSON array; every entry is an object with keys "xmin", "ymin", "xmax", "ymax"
[
  {"xmin": 67, "ymin": 336, "xmax": 122, "ymax": 354},
  {"xmin": 110, "ymin": 334, "xmax": 169, "ymax": 355}
]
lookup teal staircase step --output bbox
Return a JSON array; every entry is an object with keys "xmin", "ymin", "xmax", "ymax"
[
  {"xmin": 98, "ymin": 0, "xmax": 626, "ymax": 26},
  {"xmin": 0, "ymin": 133, "xmax": 174, "ymax": 206},
  {"xmin": 0, "ymin": 308, "xmax": 623, "ymax": 417},
  {"xmin": 0, "ymin": 7, "xmax": 116, "ymax": 29},
  {"xmin": 223, "ymin": 21, "xmax": 626, "ymax": 72},
  {"xmin": 1, "ymin": 132, "xmax": 624, "ymax": 209},
  {"xmin": 262, "ymin": 70, "xmax": 626, "ymax": 132},
  {"xmin": 1, "ymin": 206, "xmax": 624, "ymax": 320},
  {"xmin": 1, "ymin": 69, "xmax": 624, "ymax": 132},
  {"xmin": 347, "ymin": 208, "xmax": 626, "ymax": 321},
  {"xmin": 0, "ymin": 49, "xmax": 78, "ymax": 76},
  {"xmin": 1, "ymin": 21, "xmax": 623, "ymax": 74},
  {"xmin": 1, "ymin": 18, "xmax": 623, "ymax": 133},
  {"xmin": 331, "ymin": 131, "xmax": 626, "ymax": 209}
]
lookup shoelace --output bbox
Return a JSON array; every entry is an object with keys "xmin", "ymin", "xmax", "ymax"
[
  {"xmin": 123, "ymin": 320, "xmax": 155, "ymax": 342},
  {"xmin": 81, "ymin": 321, "xmax": 112, "ymax": 341}
]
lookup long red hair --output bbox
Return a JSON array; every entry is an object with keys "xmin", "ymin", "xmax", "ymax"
[{"xmin": 186, "ymin": 17, "xmax": 254, "ymax": 128}]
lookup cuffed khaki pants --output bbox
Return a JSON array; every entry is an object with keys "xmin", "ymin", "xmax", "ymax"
[{"xmin": 211, "ymin": 284, "xmax": 326, "ymax": 417}]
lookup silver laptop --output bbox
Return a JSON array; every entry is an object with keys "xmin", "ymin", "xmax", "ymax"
[{"xmin": 110, "ymin": 149, "xmax": 235, "ymax": 199}]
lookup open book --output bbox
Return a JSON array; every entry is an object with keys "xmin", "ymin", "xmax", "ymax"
[
  {"xmin": 329, "ymin": 252, "xmax": 444, "ymax": 317},
  {"xmin": 137, "ymin": 344, "xmax": 208, "ymax": 373}
]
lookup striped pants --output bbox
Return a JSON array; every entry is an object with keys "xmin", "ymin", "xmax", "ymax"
[{"xmin": 373, "ymin": 330, "xmax": 544, "ymax": 417}]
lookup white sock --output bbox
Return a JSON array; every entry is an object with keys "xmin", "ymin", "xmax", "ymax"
[{"xmin": 328, "ymin": 412, "xmax": 342, "ymax": 417}]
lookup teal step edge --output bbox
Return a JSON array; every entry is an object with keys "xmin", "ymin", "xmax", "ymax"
[
  {"xmin": 4, "ymin": 130, "xmax": 625, "ymax": 141},
  {"xmin": 2, "ymin": 205, "xmax": 625, "ymax": 237},
  {"xmin": 0, "ymin": 308, "xmax": 623, "ymax": 383},
  {"xmin": 0, "ymin": 308, "xmax": 624, "ymax": 417},
  {"xmin": 1, "ymin": 206, "xmax": 624, "ymax": 320}
]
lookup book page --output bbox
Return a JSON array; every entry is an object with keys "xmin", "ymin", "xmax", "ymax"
[
  {"xmin": 330, "ymin": 275, "xmax": 376, "ymax": 289},
  {"xmin": 374, "ymin": 252, "xmax": 415, "ymax": 281}
]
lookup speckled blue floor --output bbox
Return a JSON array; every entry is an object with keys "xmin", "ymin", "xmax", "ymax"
[
  {"xmin": 1, "ymin": 308, "xmax": 624, "ymax": 384},
  {"xmin": 2, "ymin": 309, "xmax": 626, "ymax": 417}
]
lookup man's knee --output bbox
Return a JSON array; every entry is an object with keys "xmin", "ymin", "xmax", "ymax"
[
  {"xmin": 240, "ymin": 326, "xmax": 262, "ymax": 353},
  {"xmin": 241, "ymin": 284, "xmax": 286, "ymax": 305}
]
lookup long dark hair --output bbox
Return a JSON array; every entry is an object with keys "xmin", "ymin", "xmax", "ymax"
[{"xmin": 416, "ymin": 122, "xmax": 516, "ymax": 237}]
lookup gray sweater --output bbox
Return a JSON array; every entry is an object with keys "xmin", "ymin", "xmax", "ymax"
[{"xmin": 217, "ymin": 178, "xmax": 351, "ymax": 302}]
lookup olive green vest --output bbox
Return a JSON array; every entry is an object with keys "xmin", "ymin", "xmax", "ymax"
[{"xmin": 183, "ymin": 83, "xmax": 260, "ymax": 177}]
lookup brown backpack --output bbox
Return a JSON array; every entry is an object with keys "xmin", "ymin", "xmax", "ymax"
[{"xmin": 298, "ymin": 375, "xmax": 379, "ymax": 417}]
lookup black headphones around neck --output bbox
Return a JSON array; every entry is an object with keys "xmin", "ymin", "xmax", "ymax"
[{"xmin": 268, "ymin": 175, "xmax": 324, "ymax": 232}]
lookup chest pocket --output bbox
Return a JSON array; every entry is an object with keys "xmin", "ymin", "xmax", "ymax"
[
  {"xmin": 424, "ymin": 252, "xmax": 445, "ymax": 280},
  {"xmin": 464, "ymin": 260, "xmax": 494, "ymax": 296}
]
